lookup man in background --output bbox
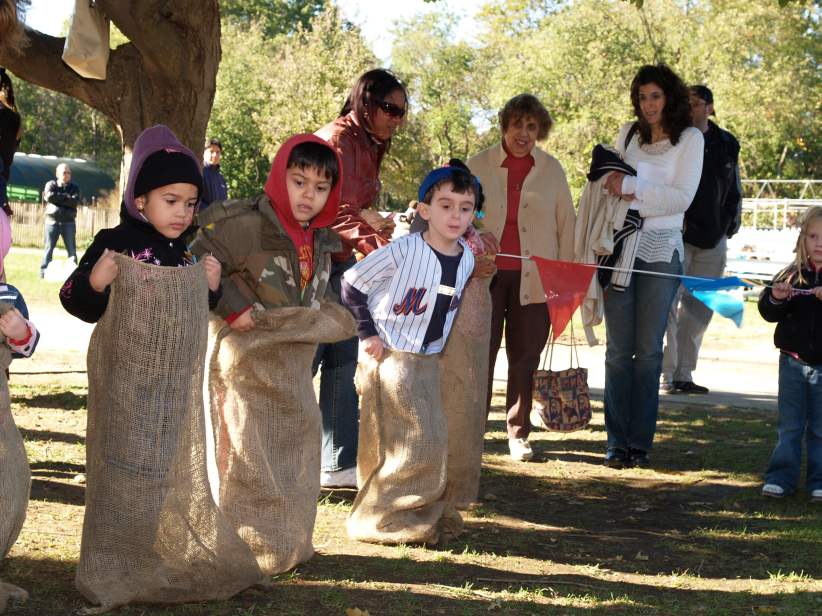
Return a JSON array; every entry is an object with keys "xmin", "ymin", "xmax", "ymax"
[
  {"xmin": 662, "ymin": 85, "xmax": 742, "ymax": 394},
  {"xmin": 40, "ymin": 163, "xmax": 80, "ymax": 278}
]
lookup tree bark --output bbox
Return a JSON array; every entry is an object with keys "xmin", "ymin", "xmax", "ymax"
[{"xmin": 0, "ymin": 0, "xmax": 221, "ymax": 187}]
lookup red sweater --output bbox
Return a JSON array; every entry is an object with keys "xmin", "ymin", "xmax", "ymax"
[{"xmin": 496, "ymin": 145, "xmax": 535, "ymax": 271}]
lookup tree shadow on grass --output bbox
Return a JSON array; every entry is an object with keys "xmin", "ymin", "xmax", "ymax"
[
  {"xmin": 29, "ymin": 478, "xmax": 84, "ymax": 506},
  {"xmin": 11, "ymin": 391, "xmax": 87, "ymax": 411},
  {"xmin": 463, "ymin": 462, "xmax": 822, "ymax": 580},
  {"xmin": 20, "ymin": 428, "xmax": 85, "ymax": 446}
]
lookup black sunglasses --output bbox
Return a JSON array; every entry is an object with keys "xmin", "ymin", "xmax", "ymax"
[{"xmin": 376, "ymin": 100, "xmax": 406, "ymax": 119}]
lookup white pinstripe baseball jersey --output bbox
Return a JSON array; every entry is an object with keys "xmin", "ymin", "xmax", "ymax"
[{"xmin": 343, "ymin": 233, "xmax": 474, "ymax": 354}]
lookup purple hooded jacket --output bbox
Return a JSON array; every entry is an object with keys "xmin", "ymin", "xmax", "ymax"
[{"xmin": 60, "ymin": 125, "xmax": 218, "ymax": 323}]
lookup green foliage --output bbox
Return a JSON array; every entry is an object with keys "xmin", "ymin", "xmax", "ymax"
[
  {"xmin": 14, "ymin": 79, "xmax": 121, "ymax": 181},
  {"xmin": 211, "ymin": 7, "xmax": 375, "ymax": 198},
  {"xmin": 385, "ymin": 12, "xmax": 496, "ymax": 204},
  {"xmin": 220, "ymin": 0, "xmax": 327, "ymax": 37},
  {"xmin": 475, "ymin": 0, "xmax": 820, "ymax": 195},
  {"xmin": 207, "ymin": 19, "xmax": 275, "ymax": 198}
]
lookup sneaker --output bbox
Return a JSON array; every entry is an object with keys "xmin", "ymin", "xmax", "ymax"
[
  {"xmin": 509, "ymin": 437, "xmax": 534, "ymax": 461},
  {"xmin": 675, "ymin": 381, "xmax": 709, "ymax": 394},
  {"xmin": 811, "ymin": 489, "xmax": 822, "ymax": 503},
  {"xmin": 320, "ymin": 466, "xmax": 357, "ymax": 489},
  {"xmin": 660, "ymin": 382, "xmax": 679, "ymax": 395},
  {"xmin": 761, "ymin": 483, "xmax": 785, "ymax": 498},
  {"xmin": 604, "ymin": 448, "xmax": 629, "ymax": 469}
]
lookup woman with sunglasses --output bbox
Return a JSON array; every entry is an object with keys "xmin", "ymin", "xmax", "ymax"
[
  {"xmin": 314, "ymin": 68, "xmax": 408, "ymax": 489},
  {"xmin": 468, "ymin": 94, "xmax": 576, "ymax": 463}
]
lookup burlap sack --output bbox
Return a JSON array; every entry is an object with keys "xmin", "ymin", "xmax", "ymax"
[
  {"xmin": 208, "ymin": 303, "xmax": 355, "ymax": 575},
  {"xmin": 349, "ymin": 350, "xmax": 462, "ymax": 545},
  {"xmin": 0, "ymin": 326, "xmax": 31, "ymax": 613},
  {"xmin": 441, "ymin": 276, "xmax": 492, "ymax": 509},
  {"xmin": 78, "ymin": 256, "xmax": 261, "ymax": 614}
]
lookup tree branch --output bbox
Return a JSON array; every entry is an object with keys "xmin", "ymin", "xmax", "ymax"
[
  {"xmin": 98, "ymin": 0, "xmax": 220, "ymax": 80},
  {"xmin": 0, "ymin": 25, "xmax": 111, "ymax": 111}
]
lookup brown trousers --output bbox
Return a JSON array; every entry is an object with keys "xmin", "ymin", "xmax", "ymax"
[{"xmin": 487, "ymin": 270, "xmax": 550, "ymax": 439}]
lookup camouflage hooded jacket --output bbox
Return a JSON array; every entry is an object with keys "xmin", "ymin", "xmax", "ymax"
[{"xmin": 191, "ymin": 134, "xmax": 343, "ymax": 319}]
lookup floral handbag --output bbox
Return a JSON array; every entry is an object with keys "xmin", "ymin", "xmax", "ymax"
[{"xmin": 531, "ymin": 323, "xmax": 591, "ymax": 432}]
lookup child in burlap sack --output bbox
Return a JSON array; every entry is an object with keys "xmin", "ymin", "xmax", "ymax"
[
  {"xmin": 0, "ymin": 247, "xmax": 41, "ymax": 613},
  {"xmin": 191, "ymin": 134, "xmax": 355, "ymax": 574},
  {"xmin": 60, "ymin": 125, "xmax": 262, "ymax": 614},
  {"xmin": 407, "ymin": 163, "xmax": 499, "ymax": 510},
  {"xmin": 340, "ymin": 161, "xmax": 480, "ymax": 545}
]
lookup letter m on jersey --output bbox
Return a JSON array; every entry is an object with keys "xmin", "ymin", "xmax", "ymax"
[{"xmin": 393, "ymin": 287, "xmax": 428, "ymax": 316}]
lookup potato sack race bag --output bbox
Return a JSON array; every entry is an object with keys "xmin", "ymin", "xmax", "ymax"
[
  {"xmin": 349, "ymin": 350, "xmax": 462, "ymax": 545},
  {"xmin": 208, "ymin": 303, "xmax": 355, "ymax": 574},
  {"xmin": 78, "ymin": 256, "xmax": 262, "ymax": 614},
  {"xmin": 440, "ymin": 275, "xmax": 492, "ymax": 509},
  {"xmin": 0, "ymin": 326, "xmax": 31, "ymax": 612}
]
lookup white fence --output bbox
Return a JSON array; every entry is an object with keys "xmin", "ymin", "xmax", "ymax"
[{"xmin": 8, "ymin": 201, "xmax": 120, "ymax": 248}]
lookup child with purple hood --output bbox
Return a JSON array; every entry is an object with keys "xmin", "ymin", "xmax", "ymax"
[
  {"xmin": 59, "ymin": 126, "xmax": 262, "ymax": 613},
  {"xmin": 60, "ymin": 125, "xmax": 221, "ymax": 321}
]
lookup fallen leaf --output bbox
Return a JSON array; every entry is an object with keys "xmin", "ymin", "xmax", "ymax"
[
  {"xmin": 752, "ymin": 607, "xmax": 778, "ymax": 614},
  {"xmin": 484, "ymin": 493, "xmax": 498, "ymax": 501},
  {"xmin": 633, "ymin": 506, "xmax": 650, "ymax": 513},
  {"xmin": 345, "ymin": 609, "xmax": 371, "ymax": 616},
  {"xmin": 487, "ymin": 598, "xmax": 503, "ymax": 611},
  {"xmin": 635, "ymin": 551, "xmax": 649, "ymax": 561}
]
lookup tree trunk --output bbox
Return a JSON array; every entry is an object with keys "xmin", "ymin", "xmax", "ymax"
[{"xmin": 0, "ymin": 0, "xmax": 221, "ymax": 192}]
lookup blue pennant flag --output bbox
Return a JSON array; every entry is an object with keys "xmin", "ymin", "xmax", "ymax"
[{"xmin": 680, "ymin": 276, "xmax": 746, "ymax": 327}]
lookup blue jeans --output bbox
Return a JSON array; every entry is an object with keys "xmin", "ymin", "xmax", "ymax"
[
  {"xmin": 41, "ymin": 220, "xmax": 77, "ymax": 275},
  {"xmin": 603, "ymin": 254, "xmax": 681, "ymax": 452},
  {"xmin": 765, "ymin": 353, "xmax": 822, "ymax": 493},
  {"xmin": 313, "ymin": 257, "xmax": 359, "ymax": 472}
]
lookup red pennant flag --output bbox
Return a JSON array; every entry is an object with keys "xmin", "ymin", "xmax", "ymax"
[{"xmin": 531, "ymin": 257, "xmax": 595, "ymax": 340}]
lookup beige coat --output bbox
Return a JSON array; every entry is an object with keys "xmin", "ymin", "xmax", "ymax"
[{"xmin": 468, "ymin": 143, "xmax": 576, "ymax": 306}]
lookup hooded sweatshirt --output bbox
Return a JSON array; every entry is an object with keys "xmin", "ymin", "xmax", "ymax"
[
  {"xmin": 191, "ymin": 134, "xmax": 342, "ymax": 320},
  {"xmin": 264, "ymin": 134, "xmax": 341, "ymax": 289},
  {"xmin": 60, "ymin": 125, "xmax": 215, "ymax": 323}
]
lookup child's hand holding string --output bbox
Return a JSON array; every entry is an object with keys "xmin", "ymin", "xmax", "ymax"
[
  {"xmin": 362, "ymin": 335, "xmax": 384, "ymax": 361},
  {"xmin": 772, "ymin": 281, "xmax": 792, "ymax": 301},
  {"xmin": 0, "ymin": 308, "xmax": 30, "ymax": 342},
  {"xmin": 89, "ymin": 249, "xmax": 119, "ymax": 293},
  {"xmin": 812, "ymin": 286, "xmax": 822, "ymax": 301},
  {"xmin": 202, "ymin": 255, "xmax": 221, "ymax": 292}
]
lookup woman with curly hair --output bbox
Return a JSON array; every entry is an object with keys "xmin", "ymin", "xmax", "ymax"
[{"xmin": 600, "ymin": 63, "xmax": 704, "ymax": 469}]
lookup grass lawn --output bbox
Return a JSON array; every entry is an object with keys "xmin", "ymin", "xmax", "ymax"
[{"xmin": 1, "ymin": 249, "xmax": 820, "ymax": 615}]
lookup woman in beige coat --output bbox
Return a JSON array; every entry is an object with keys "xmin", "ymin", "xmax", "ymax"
[{"xmin": 468, "ymin": 94, "xmax": 575, "ymax": 462}]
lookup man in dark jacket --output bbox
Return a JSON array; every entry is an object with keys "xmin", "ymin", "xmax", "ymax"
[
  {"xmin": 662, "ymin": 85, "xmax": 742, "ymax": 394},
  {"xmin": 40, "ymin": 163, "xmax": 80, "ymax": 277},
  {"xmin": 200, "ymin": 137, "xmax": 228, "ymax": 211}
]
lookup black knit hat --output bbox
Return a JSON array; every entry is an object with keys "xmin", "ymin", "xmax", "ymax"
[{"xmin": 133, "ymin": 149, "xmax": 203, "ymax": 198}]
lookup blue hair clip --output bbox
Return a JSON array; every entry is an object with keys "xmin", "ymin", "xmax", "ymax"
[{"xmin": 475, "ymin": 210, "xmax": 485, "ymax": 219}]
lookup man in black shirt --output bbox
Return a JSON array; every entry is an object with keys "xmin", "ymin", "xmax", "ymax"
[
  {"xmin": 40, "ymin": 163, "xmax": 80, "ymax": 277},
  {"xmin": 662, "ymin": 85, "xmax": 742, "ymax": 394}
]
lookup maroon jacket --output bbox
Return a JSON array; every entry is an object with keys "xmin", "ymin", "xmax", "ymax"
[{"xmin": 315, "ymin": 111, "xmax": 391, "ymax": 261}]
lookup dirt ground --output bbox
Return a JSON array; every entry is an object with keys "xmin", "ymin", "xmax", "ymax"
[{"xmin": 1, "ymin": 250, "xmax": 821, "ymax": 615}]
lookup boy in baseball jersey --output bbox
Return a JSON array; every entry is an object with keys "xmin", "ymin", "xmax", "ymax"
[{"xmin": 340, "ymin": 161, "xmax": 479, "ymax": 544}]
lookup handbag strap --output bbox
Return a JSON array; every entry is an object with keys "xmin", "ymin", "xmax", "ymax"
[{"xmin": 540, "ymin": 321, "xmax": 581, "ymax": 371}]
